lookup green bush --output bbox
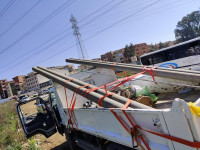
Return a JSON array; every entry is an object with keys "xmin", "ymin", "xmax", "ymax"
[
  {"xmin": 27, "ymin": 139, "xmax": 40, "ymax": 150},
  {"xmin": 6, "ymin": 142, "xmax": 22, "ymax": 150}
]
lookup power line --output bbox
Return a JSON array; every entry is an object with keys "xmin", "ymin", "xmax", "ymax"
[
  {"xmin": 69, "ymin": 0, "xmax": 127, "ymax": 59},
  {"xmin": 0, "ymin": 29, "xmax": 72, "ymax": 70},
  {"xmin": 3, "ymin": 0, "xmax": 115, "ymax": 58},
  {"xmin": 0, "ymin": 0, "xmax": 119, "ymax": 59},
  {"xmin": 0, "ymin": 0, "xmax": 42, "ymax": 38},
  {"xmin": 80, "ymin": 0, "xmax": 157, "ymax": 29},
  {"xmin": 80, "ymin": 0, "xmax": 127, "ymax": 28},
  {"xmin": 0, "ymin": 0, "xmax": 117, "ymax": 70},
  {"xmin": 1, "ymin": 26, "xmax": 103, "ymax": 74},
  {"xmin": 81, "ymin": 0, "xmax": 190, "ymax": 33},
  {"xmin": 5, "ymin": 42, "xmax": 78, "ymax": 79},
  {"xmin": 0, "ymin": 0, "xmax": 15, "ymax": 18},
  {"xmin": 83, "ymin": 0, "xmax": 161, "ymax": 42},
  {"xmin": 110, "ymin": 0, "xmax": 194, "ymax": 29},
  {"xmin": 0, "ymin": 33, "xmax": 73, "ymax": 73},
  {"xmin": 36, "ymin": 0, "xmax": 161, "ymax": 67},
  {"xmin": 78, "ymin": 0, "xmax": 116, "ymax": 23},
  {"xmin": 0, "ymin": 0, "xmax": 75, "ymax": 55},
  {"xmin": 1, "ymin": 0, "xmax": 161, "ymax": 78},
  {"xmin": 0, "ymin": 0, "xmax": 190, "ymax": 72},
  {"xmin": 1, "ymin": 0, "xmax": 163, "ymax": 79},
  {"xmin": 3, "ymin": 0, "xmax": 197, "ymax": 80},
  {"xmin": 11, "ymin": 0, "xmax": 195, "ymax": 70}
]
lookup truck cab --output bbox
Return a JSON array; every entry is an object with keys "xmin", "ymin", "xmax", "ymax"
[{"xmin": 16, "ymin": 88, "xmax": 62, "ymax": 138}]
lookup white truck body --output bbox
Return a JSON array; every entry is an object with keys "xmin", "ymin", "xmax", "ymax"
[
  {"xmin": 17, "ymin": 67, "xmax": 200, "ymax": 150},
  {"xmin": 50, "ymin": 68, "xmax": 200, "ymax": 150}
]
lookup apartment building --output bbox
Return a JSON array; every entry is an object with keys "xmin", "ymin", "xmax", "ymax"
[
  {"xmin": 25, "ymin": 66, "xmax": 70, "ymax": 91},
  {"xmin": 25, "ymin": 72, "xmax": 49, "ymax": 91},
  {"xmin": 6, "ymin": 81, "xmax": 19, "ymax": 97},
  {"xmin": 0, "ymin": 79, "xmax": 8, "ymax": 99},
  {"xmin": 101, "ymin": 51, "xmax": 113, "ymax": 62},
  {"xmin": 112, "ymin": 49, "xmax": 125, "ymax": 63},
  {"xmin": 12, "ymin": 75, "xmax": 26, "ymax": 91},
  {"xmin": 134, "ymin": 43, "xmax": 149, "ymax": 56},
  {"xmin": 13, "ymin": 75, "xmax": 25, "ymax": 83}
]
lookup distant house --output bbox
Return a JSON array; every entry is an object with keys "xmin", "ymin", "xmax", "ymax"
[
  {"xmin": 134, "ymin": 43, "xmax": 149, "ymax": 56},
  {"xmin": 100, "ymin": 43, "xmax": 149, "ymax": 63},
  {"xmin": 112, "ymin": 49, "xmax": 125, "ymax": 63},
  {"xmin": 101, "ymin": 51, "xmax": 113, "ymax": 62}
]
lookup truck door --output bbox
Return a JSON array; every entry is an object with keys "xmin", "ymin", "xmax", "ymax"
[{"xmin": 16, "ymin": 97, "xmax": 57, "ymax": 138}]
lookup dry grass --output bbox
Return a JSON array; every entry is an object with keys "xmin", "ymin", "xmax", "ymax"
[{"xmin": 0, "ymin": 101, "xmax": 26, "ymax": 149}]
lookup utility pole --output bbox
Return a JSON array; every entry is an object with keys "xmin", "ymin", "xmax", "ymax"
[{"xmin": 70, "ymin": 15, "xmax": 87, "ymax": 59}]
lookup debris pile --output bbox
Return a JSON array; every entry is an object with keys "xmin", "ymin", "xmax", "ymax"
[{"xmin": 111, "ymin": 83, "xmax": 158, "ymax": 107}]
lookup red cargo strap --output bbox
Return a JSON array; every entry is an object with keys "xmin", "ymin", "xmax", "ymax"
[
  {"xmin": 84, "ymin": 87, "xmax": 100, "ymax": 98},
  {"xmin": 111, "ymin": 62, "xmax": 127, "ymax": 77},
  {"xmin": 122, "ymin": 99, "xmax": 133, "ymax": 110},
  {"xmin": 110, "ymin": 66, "xmax": 158, "ymax": 91},
  {"xmin": 83, "ymin": 84, "xmax": 110, "ymax": 98},
  {"xmin": 64, "ymin": 79, "xmax": 74, "ymax": 108},
  {"xmin": 70, "ymin": 84, "xmax": 90, "ymax": 114},
  {"xmin": 98, "ymin": 84, "xmax": 115, "ymax": 107},
  {"xmin": 84, "ymin": 65, "xmax": 158, "ymax": 97},
  {"xmin": 82, "ymin": 62, "xmax": 130, "ymax": 98},
  {"xmin": 98, "ymin": 93, "xmax": 114, "ymax": 107},
  {"xmin": 110, "ymin": 108, "xmax": 150, "ymax": 150},
  {"xmin": 110, "ymin": 108, "xmax": 130, "ymax": 134},
  {"xmin": 143, "ymin": 66, "xmax": 158, "ymax": 84},
  {"xmin": 69, "ymin": 84, "xmax": 90, "ymax": 129},
  {"xmin": 123, "ymin": 99, "xmax": 151, "ymax": 150},
  {"xmin": 64, "ymin": 79, "xmax": 74, "ymax": 127},
  {"xmin": 110, "ymin": 97, "xmax": 151, "ymax": 150},
  {"xmin": 111, "ymin": 100, "xmax": 200, "ymax": 149},
  {"xmin": 136, "ymin": 125, "xmax": 200, "ymax": 148},
  {"xmin": 109, "ymin": 71, "xmax": 145, "ymax": 91},
  {"xmin": 81, "ymin": 88, "xmax": 90, "ymax": 97},
  {"xmin": 83, "ymin": 71, "xmax": 142, "ymax": 98}
]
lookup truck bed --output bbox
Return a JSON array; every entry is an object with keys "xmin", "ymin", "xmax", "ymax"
[{"xmin": 155, "ymin": 90, "xmax": 200, "ymax": 109}]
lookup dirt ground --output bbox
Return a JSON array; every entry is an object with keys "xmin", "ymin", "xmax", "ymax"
[
  {"xmin": 36, "ymin": 133, "xmax": 68, "ymax": 150},
  {"xmin": 20, "ymin": 98, "xmax": 69, "ymax": 150}
]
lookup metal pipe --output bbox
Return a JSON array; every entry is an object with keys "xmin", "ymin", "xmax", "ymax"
[
  {"xmin": 37, "ymin": 66, "xmax": 152, "ymax": 109},
  {"xmin": 82, "ymin": 69, "xmax": 200, "ymax": 89},
  {"xmin": 66, "ymin": 58, "xmax": 200, "ymax": 82},
  {"xmin": 33, "ymin": 67, "xmax": 140, "ymax": 109},
  {"xmin": 81, "ymin": 59, "xmax": 200, "ymax": 75}
]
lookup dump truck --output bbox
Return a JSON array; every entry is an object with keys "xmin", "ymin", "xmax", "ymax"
[{"xmin": 17, "ymin": 59, "xmax": 200, "ymax": 150}]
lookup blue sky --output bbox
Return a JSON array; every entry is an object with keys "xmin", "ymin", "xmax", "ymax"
[{"xmin": 0, "ymin": 0, "xmax": 199, "ymax": 80}]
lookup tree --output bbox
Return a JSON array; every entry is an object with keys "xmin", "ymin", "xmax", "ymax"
[
  {"xmin": 149, "ymin": 44, "xmax": 157, "ymax": 52},
  {"xmin": 174, "ymin": 10, "xmax": 200, "ymax": 43},
  {"xmin": 158, "ymin": 42, "xmax": 165, "ymax": 49},
  {"xmin": 123, "ymin": 44, "xmax": 129, "ymax": 58},
  {"xmin": 129, "ymin": 43, "xmax": 134, "ymax": 56},
  {"xmin": 124, "ymin": 43, "xmax": 134, "ymax": 62}
]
